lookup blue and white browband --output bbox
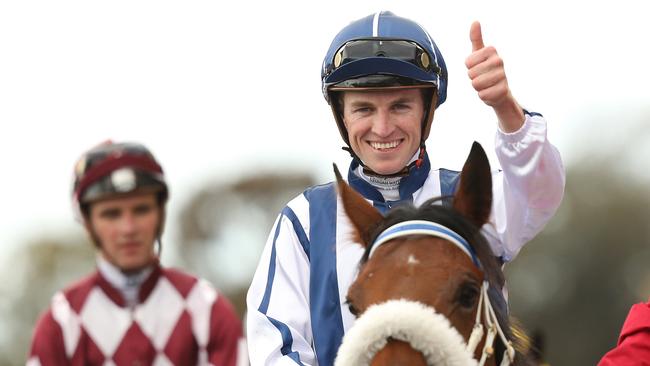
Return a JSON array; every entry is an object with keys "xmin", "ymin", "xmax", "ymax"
[{"xmin": 369, "ymin": 220, "xmax": 481, "ymax": 268}]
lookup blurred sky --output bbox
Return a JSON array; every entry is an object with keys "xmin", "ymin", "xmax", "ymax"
[{"xmin": 1, "ymin": 0, "xmax": 649, "ymax": 265}]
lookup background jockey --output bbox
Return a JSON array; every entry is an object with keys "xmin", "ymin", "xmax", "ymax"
[
  {"xmin": 28, "ymin": 141, "xmax": 245, "ymax": 365},
  {"xmin": 246, "ymin": 10, "xmax": 565, "ymax": 365}
]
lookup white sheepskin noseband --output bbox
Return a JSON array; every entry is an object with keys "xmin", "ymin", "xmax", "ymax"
[{"xmin": 334, "ymin": 299, "xmax": 478, "ymax": 366}]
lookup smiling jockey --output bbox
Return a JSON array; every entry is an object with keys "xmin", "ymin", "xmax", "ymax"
[{"xmin": 246, "ymin": 11, "xmax": 565, "ymax": 365}]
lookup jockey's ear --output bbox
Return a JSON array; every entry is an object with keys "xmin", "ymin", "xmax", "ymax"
[
  {"xmin": 334, "ymin": 164, "xmax": 383, "ymax": 248},
  {"xmin": 452, "ymin": 142, "xmax": 493, "ymax": 228}
]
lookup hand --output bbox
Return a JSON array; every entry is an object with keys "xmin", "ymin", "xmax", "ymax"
[{"xmin": 465, "ymin": 21, "xmax": 524, "ymax": 133}]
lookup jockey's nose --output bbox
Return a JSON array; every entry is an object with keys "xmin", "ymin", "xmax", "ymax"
[
  {"xmin": 371, "ymin": 109, "xmax": 395, "ymax": 137},
  {"xmin": 118, "ymin": 211, "xmax": 139, "ymax": 237}
]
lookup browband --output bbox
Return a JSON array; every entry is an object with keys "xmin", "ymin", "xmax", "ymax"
[{"xmin": 369, "ymin": 220, "xmax": 480, "ymax": 268}]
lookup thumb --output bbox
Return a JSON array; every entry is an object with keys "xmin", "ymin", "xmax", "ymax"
[{"xmin": 470, "ymin": 21, "xmax": 484, "ymax": 52}]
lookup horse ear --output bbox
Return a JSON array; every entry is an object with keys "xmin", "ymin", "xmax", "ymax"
[
  {"xmin": 452, "ymin": 142, "xmax": 493, "ymax": 228},
  {"xmin": 334, "ymin": 164, "xmax": 383, "ymax": 248}
]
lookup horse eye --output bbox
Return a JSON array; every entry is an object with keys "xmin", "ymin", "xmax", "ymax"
[{"xmin": 457, "ymin": 284, "xmax": 480, "ymax": 309}]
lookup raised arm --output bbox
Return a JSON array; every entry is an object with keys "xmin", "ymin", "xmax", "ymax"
[{"xmin": 466, "ymin": 21, "xmax": 565, "ymax": 260}]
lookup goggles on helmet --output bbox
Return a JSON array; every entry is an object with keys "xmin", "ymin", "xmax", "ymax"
[{"xmin": 331, "ymin": 39, "xmax": 441, "ymax": 77}]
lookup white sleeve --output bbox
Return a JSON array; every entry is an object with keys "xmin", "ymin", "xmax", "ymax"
[
  {"xmin": 486, "ymin": 112, "xmax": 565, "ymax": 261},
  {"xmin": 246, "ymin": 196, "xmax": 315, "ymax": 366}
]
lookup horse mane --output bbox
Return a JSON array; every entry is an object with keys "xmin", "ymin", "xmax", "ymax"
[{"xmin": 359, "ymin": 196, "xmax": 533, "ymax": 365}]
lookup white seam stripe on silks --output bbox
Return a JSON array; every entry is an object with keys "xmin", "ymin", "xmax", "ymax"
[
  {"xmin": 373, "ymin": 11, "xmax": 381, "ymax": 37},
  {"xmin": 334, "ymin": 299, "xmax": 477, "ymax": 366},
  {"xmin": 369, "ymin": 220, "xmax": 479, "ymax": 267}
]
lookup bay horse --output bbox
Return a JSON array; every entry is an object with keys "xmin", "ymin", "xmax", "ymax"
[{"xmin": 334, "ymin": 142, "xmax": 530, "ymax": 366}]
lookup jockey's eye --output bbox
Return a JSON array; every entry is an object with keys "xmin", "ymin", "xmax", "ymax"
[{"xmin": 457, "ymin": 282, "xmax": 480, "ymax": 309}]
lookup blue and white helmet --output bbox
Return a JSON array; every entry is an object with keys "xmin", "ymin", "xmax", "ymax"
[{"xmin": 321, "ymin": 11, "xmax": 448, "ymax": 145}]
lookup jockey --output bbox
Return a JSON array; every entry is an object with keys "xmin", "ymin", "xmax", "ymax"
[
  {"xmin": 246, "ymin": 11, "xmax": 565, "ymax": 365},
  {"xmin": 28, "ymin": 141, "xmax": 245, "ymax": 366}
]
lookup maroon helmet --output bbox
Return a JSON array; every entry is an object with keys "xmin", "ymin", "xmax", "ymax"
[{"xmin": 72, "ymin": 141, "xmax": 169, "ymax": 219}]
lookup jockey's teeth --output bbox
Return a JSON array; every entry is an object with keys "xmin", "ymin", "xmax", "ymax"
[{"xmin": 371, "ymin": 141, "xmax": 399, "ymax": 150}]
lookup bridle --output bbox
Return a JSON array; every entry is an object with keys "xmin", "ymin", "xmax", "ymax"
[
  {"xmin": 341, "ymin": 220, "xmax": 516, "ymax": 366},
  {"xmin": 469, "ymin": 282, "xmax": 515, "ymax": 365}
]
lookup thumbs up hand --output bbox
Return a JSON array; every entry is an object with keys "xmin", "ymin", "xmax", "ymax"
[
  {"xmin": 466, "ymin": 21, "xmax": 508, "ymax": 107},
  {"xmin": 465, "ymin": 21, "xmax": 524, "ymax": 132}
]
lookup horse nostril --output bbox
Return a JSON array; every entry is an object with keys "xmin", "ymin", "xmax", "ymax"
[
  {"xmin": 348, "ymin": 303, "xmax": 359, "ymax": 316},
  {"xmin": 345, "ymin": 298, "xmax": 360, "ymax": 316}
]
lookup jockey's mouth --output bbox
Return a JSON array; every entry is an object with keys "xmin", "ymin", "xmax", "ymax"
[{"xmin": 368, "ymin": 139, "xmax": 403, "ymax": 151}]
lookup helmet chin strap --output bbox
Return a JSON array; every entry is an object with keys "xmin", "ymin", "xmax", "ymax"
[{"xmin": 343, "ymin": 142, "xmax": 426, "ymax": 178}]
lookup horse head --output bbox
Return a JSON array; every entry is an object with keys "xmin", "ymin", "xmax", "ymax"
[{"xmin": 334, "ymin": 142, "xmax": 525, "ymax": 366}]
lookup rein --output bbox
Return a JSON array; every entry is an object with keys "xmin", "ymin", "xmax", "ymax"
[{"xmin": 362, "ymin": 220, "xmax": 516, "ymax": 366}]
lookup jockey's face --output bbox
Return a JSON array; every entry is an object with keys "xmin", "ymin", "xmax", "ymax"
[
  {"xmin": 88, "ymin": 192, "xmax": 160, "ymax": 273},
  {"xmin": 341, "ymin": 88, "xmax": 424, "ymax": 175}
]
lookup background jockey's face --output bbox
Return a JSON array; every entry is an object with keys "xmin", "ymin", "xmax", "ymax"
[
  {"xmin": 342, "ymin": 88, "xmax": 424, "ymax": 175},
  {"xmin": 88, "ymin": 192, "xmax": 160, "ymax": 273}
]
